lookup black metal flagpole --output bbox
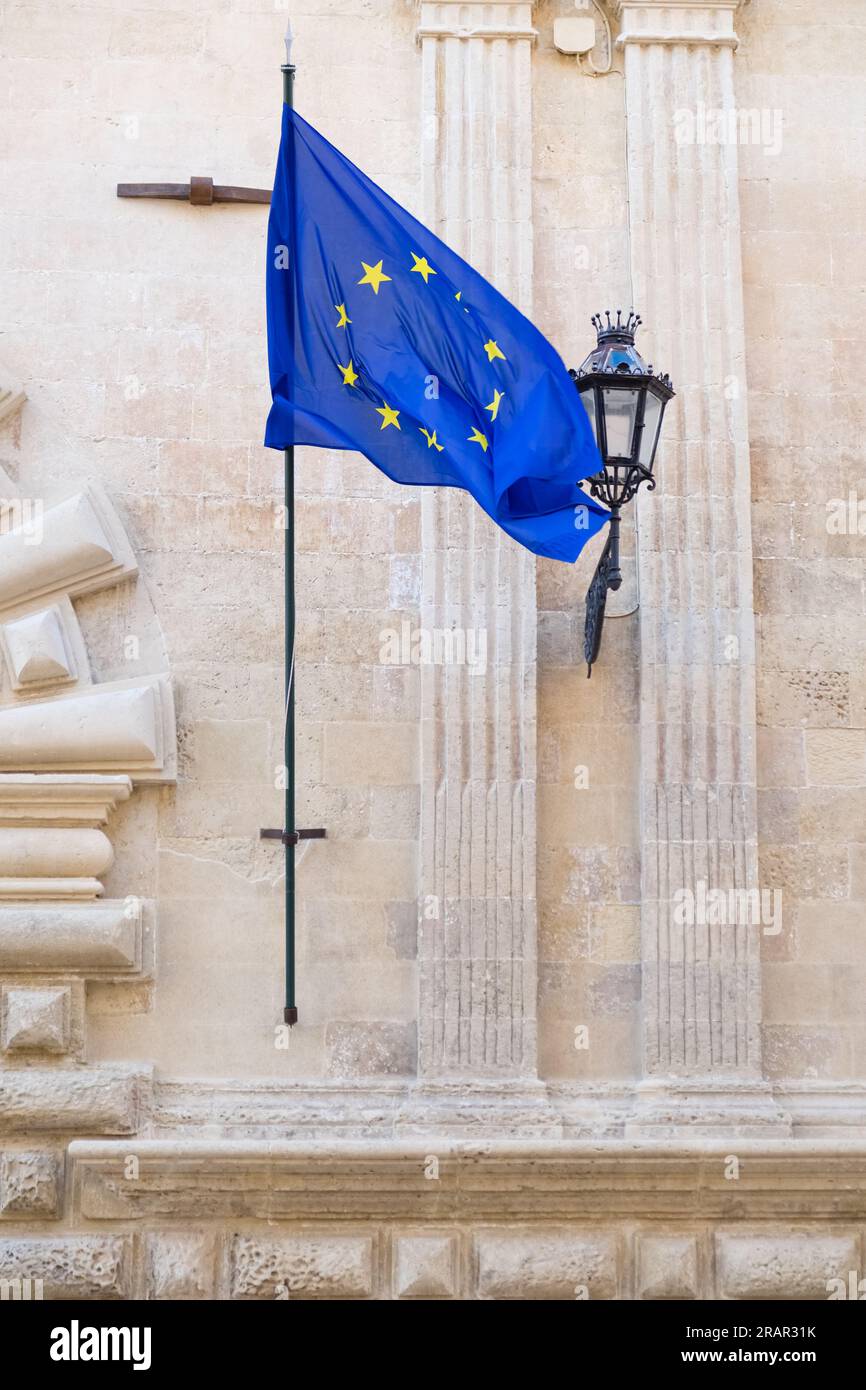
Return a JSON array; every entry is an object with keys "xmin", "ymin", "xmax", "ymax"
[
  {"xmin": 282, "ymin": 25, "xmax": 297, "ymax": 1026},
  {"xmin": 259, "ymin": 25, "xmax": 326, "ymax": 1023}
]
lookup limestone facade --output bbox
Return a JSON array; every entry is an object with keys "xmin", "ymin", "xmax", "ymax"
[{"xmin": 1, "ymin": 0, "xmax": 865, "ymax": 1298}]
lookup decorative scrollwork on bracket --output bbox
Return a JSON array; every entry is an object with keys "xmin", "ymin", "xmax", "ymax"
[{"xmin": 583, "ymin": 531, "xmax": 614, "ymax": 676}]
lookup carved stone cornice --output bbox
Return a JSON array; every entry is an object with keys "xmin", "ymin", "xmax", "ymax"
[
  {"xmin": 416, "ymin": 2, "xmax": 537, "ymax": 45},
  {"xmin": 614, "ymin": 0, "xmax": 744, "ymax": 48},
  {"xmin": 69, "ymin": 1137, "xmax": 866, "ymax": 1224}
]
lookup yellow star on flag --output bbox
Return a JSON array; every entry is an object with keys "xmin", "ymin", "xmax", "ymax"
[
  {"xmin": 338, "ymin": 360, "xmax": 359, "ymax": 387},
  {"xmin": 467, "ymin": 427, "xmax": 488, "ymax": 452},
  {"xmin": 485, "ymin": 389, "xmax": 504, "ymax": 421},
  {"xmin": 357, "ymin": 260, "xmax": 391, "ymax": 294},
  {"xmin": 376, "ymin": 402, "xmax": 401, "ymax": 430},
  {"xmin": 410, "ymin": 253, "xmax": 436, "ymax": 283},
  {"xmin": 335, "ymin": 303, "xmax": 351, "ymax": 328},
  {"xmin": 483, "ymin": 339, "xmax": 506, "ymax": 363},
  {"xmin": 419, "ymin": 426, "xmax": 444, "ymax": 452}
]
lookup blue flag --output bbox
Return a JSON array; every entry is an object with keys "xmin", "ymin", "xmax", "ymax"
[{"xmin": 265, "ymin": 106, "xmax": 609, "ymax": 562}]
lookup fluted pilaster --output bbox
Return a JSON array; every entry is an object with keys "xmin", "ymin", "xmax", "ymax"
[
  {"xmin": 616, "ymin": 1, "xmax": 787, "ymax": 1130},
  {"xmin": 416, "ymin": 1, "xmax": 539, "ymax": 1080}
]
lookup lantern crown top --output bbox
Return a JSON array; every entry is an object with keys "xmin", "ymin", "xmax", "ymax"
[
  {"xmin": 592, "ymin": 308, "xmax": 641, "ymax": 344},
  {"xmin": 574, "ymin": 308, "xmax": 674, "ymax": 396}
]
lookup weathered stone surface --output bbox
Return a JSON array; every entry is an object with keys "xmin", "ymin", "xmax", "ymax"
[
  {"xmin": 0, "ymin": 1150, "xmax": 60, "ymax": 1217},
  {"xmin": 147, "ymin": 1232, "xmax": 215, "ymax": 1300},
  {"xmin": 394, "ymin": 1235, "xmax": 456, "ymax": 1298},
  {"xmin": 0, "ymin": 1067, "xmax": 148, "ymax": 1134},
  {"xmin": 476, "ymin": 1231, "xmax": 617, "ymax": 1300},
  {"xmin": 326, "ymin": 1022, "xmax": 417, "ymax": 1078},
  {"xmin": 231, "ymin": 1235, "xmax": 374, "ymax": 1300},
  {"xmin": 636, "ymin": 1235, "xmax": 700, "ymax": 1300},
  {"xmin": 717, "ymin": 1233, "xmax": 859, "ymax": 1300},
  {"xmin": 0, "ymin": 1236, "xmax": 130, "ymax": 1299}
]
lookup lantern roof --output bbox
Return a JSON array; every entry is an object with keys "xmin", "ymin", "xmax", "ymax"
[{"xmin": 573, "ymin": 310, "xmax": 674, "ymax": 397}]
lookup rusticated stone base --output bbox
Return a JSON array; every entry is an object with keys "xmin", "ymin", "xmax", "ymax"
[
  {"xmin": 2, "ymin": 1220, "xmax": 863, "ymax": 1301},
  {"xmin": 0, "ymin": 1139, "xmax": 848, "ymax": 1299}
]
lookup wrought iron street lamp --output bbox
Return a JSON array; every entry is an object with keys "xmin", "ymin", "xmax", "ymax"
[{"xmin": 570, "ymin": 310, "xmax": 674, "ymax": 675}]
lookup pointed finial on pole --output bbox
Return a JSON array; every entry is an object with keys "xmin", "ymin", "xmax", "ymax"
[{"xmin": 284, "ymin": 18, "xmax": 294, "ymax": 68}]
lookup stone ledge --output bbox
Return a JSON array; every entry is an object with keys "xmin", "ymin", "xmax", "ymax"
[
  {"xmin": 69, "ymin": 1138, "xmax": 866, "ymax": 1223},
  {"xmin": 149, "ymin": 1079, "xmax": 866, "ymax": 1142}
]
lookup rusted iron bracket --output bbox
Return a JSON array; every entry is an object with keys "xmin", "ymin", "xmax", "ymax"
[{"xmin": 117, "ymin": 177, "xmax": 271, "ymax": 206}]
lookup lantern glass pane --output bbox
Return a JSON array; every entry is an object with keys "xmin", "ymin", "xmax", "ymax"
[
  {"xmin": 578, "ymin": 385, "xmax": 598, "ymax": 445},
  {"xmin": 639, "ymin": 392, "xmax": 664, "ymax": 469},
  {"xmin": 602, "ymin": 386, "xmax": 640, "ymax": 459}
]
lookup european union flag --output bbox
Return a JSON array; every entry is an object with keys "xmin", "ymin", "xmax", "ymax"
[{"xmin": 265, "ymin": 106, "xmax": 609, "ymax": 562}]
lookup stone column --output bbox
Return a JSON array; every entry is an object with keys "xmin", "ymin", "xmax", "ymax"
[
  {"xmin": 407, "ymin": 1, "xmax": 551, "ymax": 1124},
  {"xmin": 615, "ymin": 0, "xmax": 788, "ymax": 1134}
]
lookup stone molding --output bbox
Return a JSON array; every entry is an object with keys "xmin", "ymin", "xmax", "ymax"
[
  {"xmin": 0, "ymin": 484, "xmax": 136, "ymax": 616},
  {"xmin": 0, "ymin": 774, "xmax": 131, "ymax": 900},
  {"xmin": 0, "ymin": 675, "xmax": 176, "ymax": 782},
  {"xmin": 145, "ymin": 1078, "xmax": 866, "ymax": 1142},
  {"xmin": 614, "ymin": 0, "xmax": 745, "ymax": 48},
  {"xmin": 0, "ymin": 470, "xmax": 167, "ymax": 1145},
  {"xmin": 67, "ymin": 1138, "xmax": 866, "ymax": 1224},
  {"xmin": 0, "ymin": 898, "xmax": 148, "ymax": 974}
]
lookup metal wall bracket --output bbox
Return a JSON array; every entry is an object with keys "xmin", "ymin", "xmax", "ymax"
[{"xmin": 117, "ymin": 178, "xmax": 271, "ymax": 205}]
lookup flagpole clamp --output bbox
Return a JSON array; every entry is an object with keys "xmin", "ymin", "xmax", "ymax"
[{"xmin": 260, "ymin": 828, "xmax": 327, "ymax": 846}]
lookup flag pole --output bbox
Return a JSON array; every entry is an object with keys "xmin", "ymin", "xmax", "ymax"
[
  {"xmin": 262, "ymin": 23, "xmax": 323, "ymax": 1019},
  {"xmin": 281, "ymin": 23, "xmax": 297, "ymax": 1026}
]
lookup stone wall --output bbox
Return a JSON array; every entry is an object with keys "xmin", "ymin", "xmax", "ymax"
[
  {"xmin": 1, "ymin": 0, "xmax": 866, "ymax": 1299},
  {"xmin": 738, "ymin": 0, "xmax": 866, "ymax": 1083}
]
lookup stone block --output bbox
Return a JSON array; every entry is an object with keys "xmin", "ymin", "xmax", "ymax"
[
  {"xmin": 0, "ymin": 605, "xmax": 76, "ymax": 689},
  {"xmin": 636, "ymin": 1235, "xmax": 700, "ymax": 1300},
  {"xmin": 231, "ymin": 1234, "xmax": 374, "ymax": 1299},
  {"xmin": 716, "ymin": 1233, "xmax": 858, "ymax": 1300},
  {"xmin": 0, "ymin": 1236, "xmax": 130, "ymax": 1299},
  {"xmin": 0, "ymin": 900, "xmax": 142, "ymax": 973},
  {"xmin": 146, "ymin": 1233, "xmax": 216, "ymax": 1300},
  {"xmin": 475, "ymin": 1231, "xmax": 617, "ymax": 1300},
  {"xmin": 806, "ymin": 733, "xmax": 866, "ymax": 789},
  {"xmin": 0, "ymin": 1150, "xmax": 60, "ymax": 1218},
  {"xmin": 0, "ymin": 1067, "xmax": 147, "ymax": 1135},
  {"xmin": 326, "ymin": 1021, "xmax": 417, "ymax": 1078},
  {"xmin": 394, "ymin": 1235, "xmax": 457, "ymax": 1299},
  {"xmin": 0, "ymin": 675, "xmax": 176, "ymax": 782},
  {"xmin": 1, "ymin": 984, "xmax": 71, "ymax": 1053}
]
